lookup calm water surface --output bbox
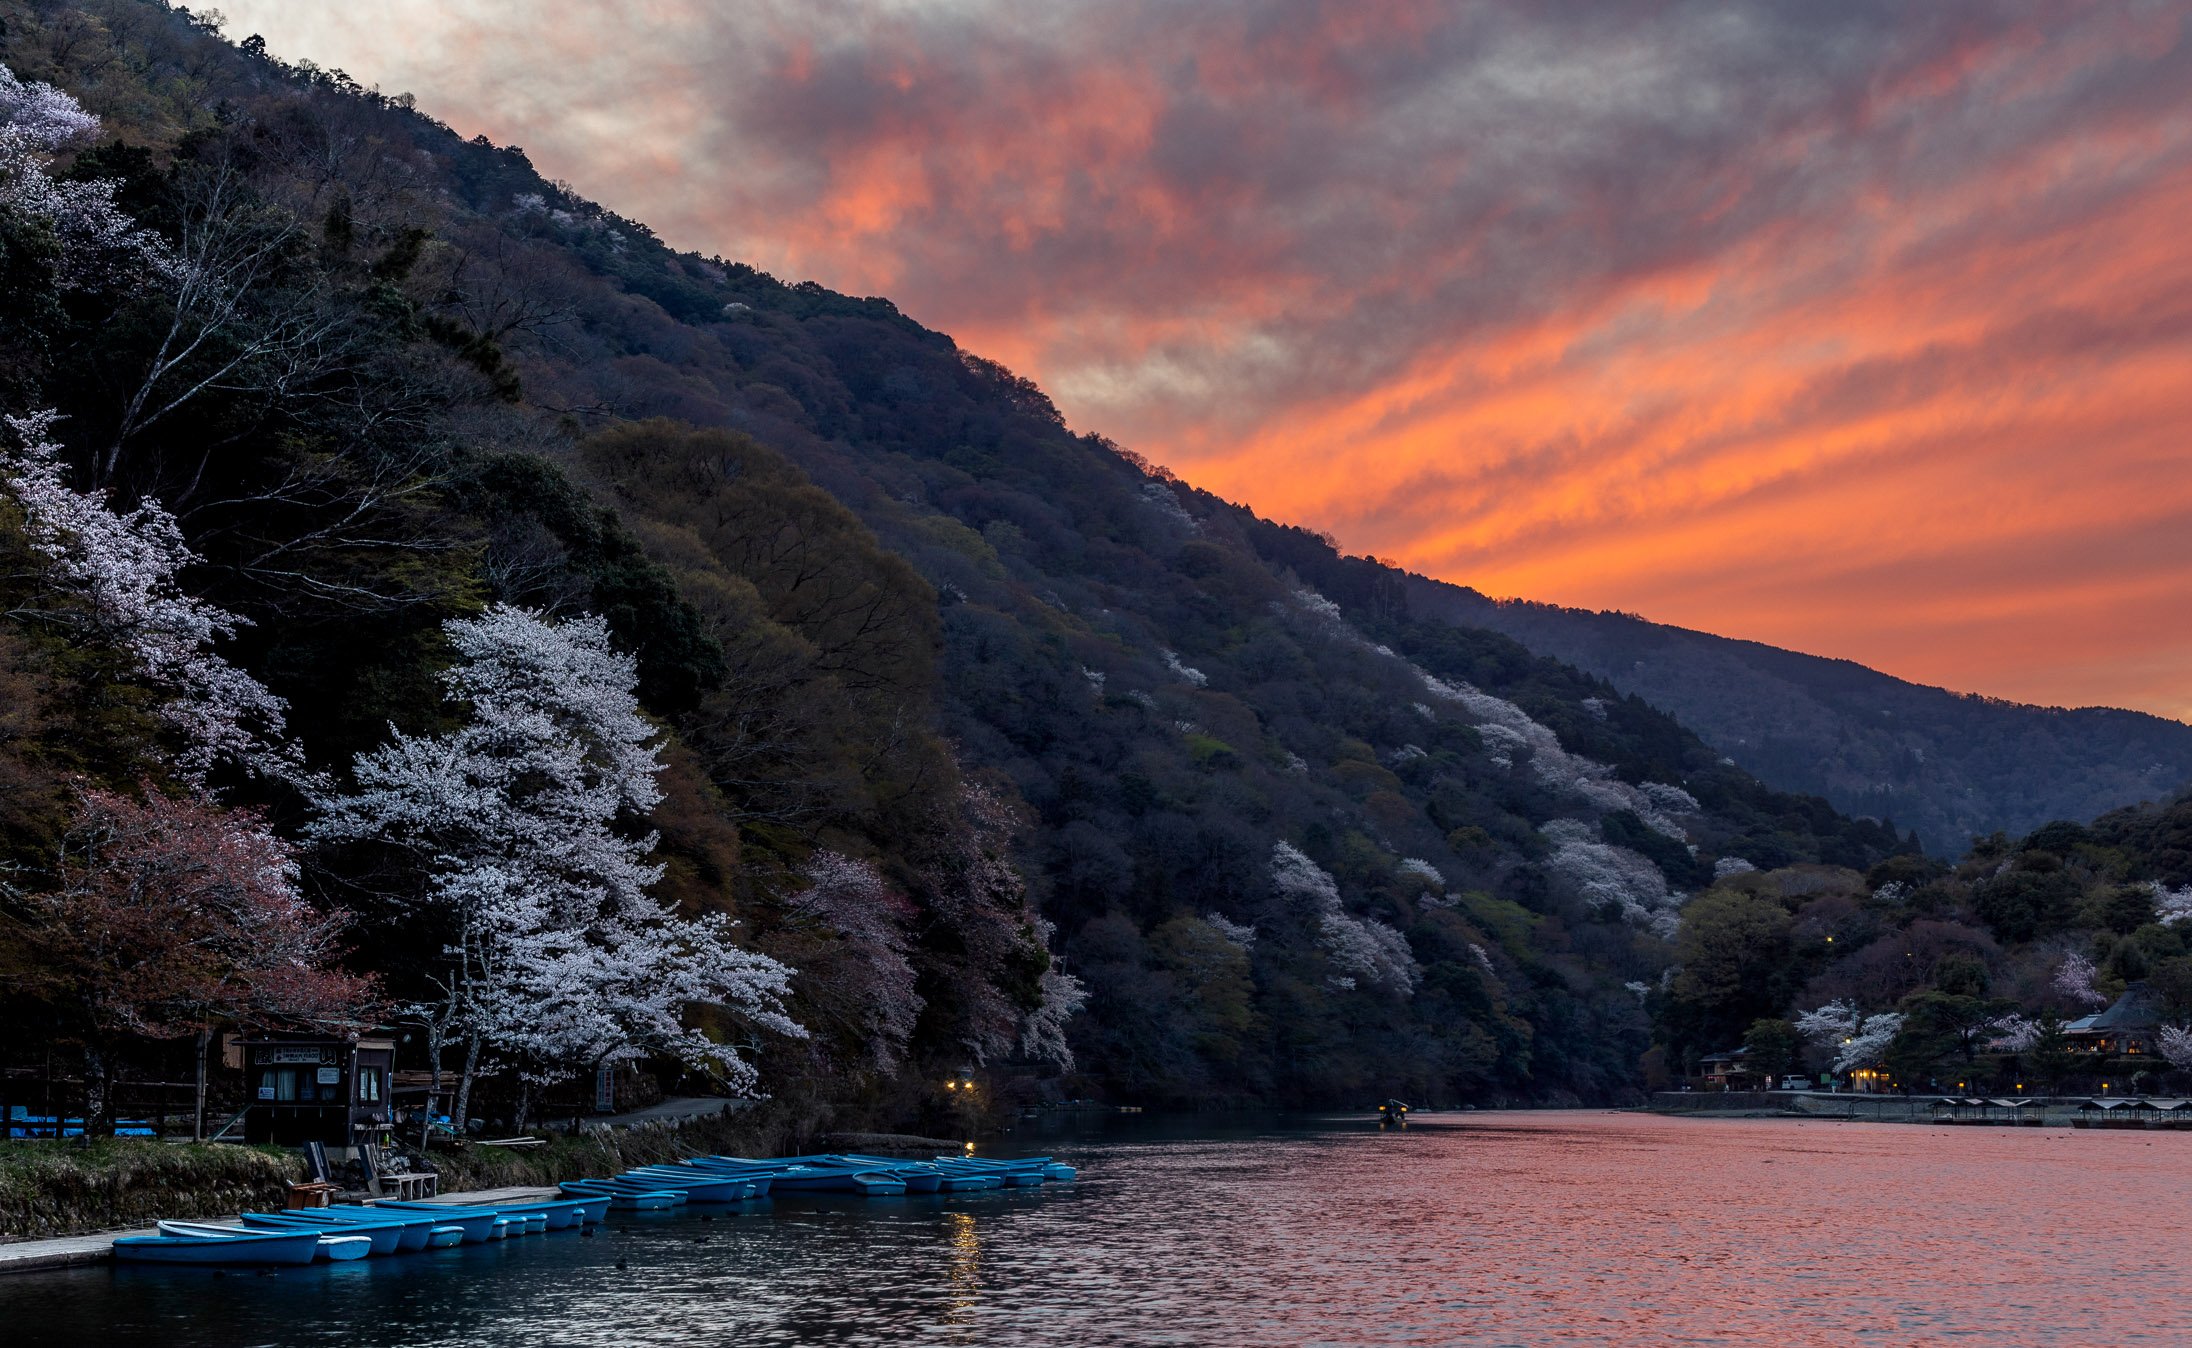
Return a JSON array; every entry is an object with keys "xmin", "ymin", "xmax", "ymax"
[{"xmin": 7, "ymin": 1111, "xmax": 2190, "ymax": 1345}]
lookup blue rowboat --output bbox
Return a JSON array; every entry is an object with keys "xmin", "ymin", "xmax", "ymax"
[
  {"xmin": 325, "ymin": 1203, "xmax": 496, "ymax": 1244},
  {"xmin": 282, "ymin": 1208, "xmax": 439, "ymax": 1252},
  {"xmin": 933, "ymin": 1158, "xmax": 1047, "ymax": 1187},
  {"xmin": 614, "ymin": 1170, "xmax": 757, "ymax": 1202},
  {"xmin": 697, "ymin": 1157, "xmax": 907, "ymax": 1195},
  {"xmin": 115, "ymin": 1227, "xmax": 322, "ymax": 1266},
  {"xmin": 500, "ymin": 1194, "xmax": 607, "ymax": 1225},
  {"xmin": 240, "ymin": 1212, "xmax": 406, "ymax": 1256},
  {"xmin": 158, "ymin": 1221, "xmax": 371, "ymax": 1261},
  {"xmin": 455, "ymin": 1196, "xmax": 595, "ymax": 1229},
  {"xmin": 425, "ymin": 1225, "xmax": 466, "ymax": 1248},
  {"xmin": 765, "ymin": 1168, "xmax": 907, "ymax": 1195},
  {"xmin": 822, "ymin": 1155, "xmax": 952, "ymax": 1193},
  {"xmin": 559, "ymin": 1179, "xmax": 683, "ymax": 1210},
  {"xmin": 935, "ymin": 1172, "xmax": 1001, "ymax": 1191},
  {"xmin": 377, "ymin": 1201, "xmax": 546, "ymax": 1234}
]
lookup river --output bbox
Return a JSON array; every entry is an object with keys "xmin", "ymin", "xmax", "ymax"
[{"xmin": 5, "ymin": 1110, "xmax": 2189, "ymax": 1345}]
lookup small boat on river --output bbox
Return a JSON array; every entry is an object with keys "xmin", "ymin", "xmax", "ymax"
[
  {"xmin": 239, "ymin": 1211, "xmax": 410, "ymax": 1255},
  {"xmin": 114, "ymin": 1225, "xmax": 325, "ymax": 1267},
  {"xmin": 558, "ymin": 1178, "xmax": 686, "ymax": 1210},
  {"xmin": 158, "ymin": 1220, "xmax": 372, "ymax": 1261}
]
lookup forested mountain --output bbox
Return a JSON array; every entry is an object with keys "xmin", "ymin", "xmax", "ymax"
[
  {"xmin": 0, "ymin": 0, "xmax": 2073, "ymax": 1124},
  {"xmin": 1406, "ymin": 583, "xmax": 2192, "ymax": 858}
]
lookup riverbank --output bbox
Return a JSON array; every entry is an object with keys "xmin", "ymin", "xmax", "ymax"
[
  {"xmin": 0, "ymin": 1181, "xmax": 566, "ymax": 1277},
  {"xmin": 0, "ymin": 1141, "xmax": 304, "ymax": 1243},
  {"xmin": 0, "ymin": 1096, "xmax": 833, "ymax": 1246},
  {"xmin": 1647, "ymin": 1090, "xmax": 2182, "ymax": 1126}
]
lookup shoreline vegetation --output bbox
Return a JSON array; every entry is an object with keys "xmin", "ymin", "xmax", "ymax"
[{"xmin": 0, "ymin": 1100, "xmax": 837, "ymax": 1243}]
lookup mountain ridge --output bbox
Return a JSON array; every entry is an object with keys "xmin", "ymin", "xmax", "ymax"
[{"xmin": 1402, "ymin": 580, "xmax": 2192, "ymax": 856}]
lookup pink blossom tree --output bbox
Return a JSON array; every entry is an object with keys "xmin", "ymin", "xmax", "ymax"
[{"xmin": 20, "ymin": 788, "xmax": 374, "ymax": 1135}]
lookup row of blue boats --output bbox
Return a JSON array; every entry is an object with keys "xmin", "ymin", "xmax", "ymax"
[
  {"xmin": 110, "ymin": 1151, "xmax": 1074, "ymax": 1265},
  {"xmin": 557, "ymin": 1152, "xmax": 1078, "ymax": 1208}
]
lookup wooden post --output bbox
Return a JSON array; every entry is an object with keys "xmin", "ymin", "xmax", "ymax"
[{"xmin": 193, "ymin": 1026, "xmax": 211, "ymax": 1142}]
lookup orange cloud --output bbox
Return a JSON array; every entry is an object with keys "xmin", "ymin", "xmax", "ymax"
[{"xmin": 221, "ymin": 1, "xmax": 2192, "ymax": 719}]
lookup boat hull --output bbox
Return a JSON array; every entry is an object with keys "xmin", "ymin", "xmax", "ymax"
[
  {"xmin": 240, "ymin": 1213, "xmax": 403, "ymax": 1256},
  {"xmin": 115, "ymin": 1231, "xmax": 321, "ymax": 1266}
]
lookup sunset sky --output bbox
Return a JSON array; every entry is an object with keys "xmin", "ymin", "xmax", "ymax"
[{"xmin": 221, "ymin": 2, "xmax": 2192, "ymax": 720}]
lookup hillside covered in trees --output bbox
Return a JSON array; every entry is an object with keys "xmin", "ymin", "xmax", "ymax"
[
  {"xmin": 1408, "ymin": 582, "xmax": 2192, "ymax": 858},
  {"xmin": 7, "ymin": 2, "xmax": 2174, "ymax": 1129},
  {"xmin": 1650, "ymin": 792, "xmax": 2192, "ymax": 1094}
]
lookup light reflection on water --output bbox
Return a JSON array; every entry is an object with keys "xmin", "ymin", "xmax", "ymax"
[{"xmin": 7, "ymin": 1111, "xmax": 2192, "ymax": 1345}]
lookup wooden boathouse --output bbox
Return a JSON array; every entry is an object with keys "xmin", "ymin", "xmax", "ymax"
[{"xmin": 231, "ymin": 1032, "xmax": 396, "ymax": 1149}]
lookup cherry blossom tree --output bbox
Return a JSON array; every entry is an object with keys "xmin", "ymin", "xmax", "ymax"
[
  {"xmin": 18, "ymin": 788, "xmax": 373, "ymax": 1135},
  {"xmin": 2152, "ymin": 883, "xmax": 2192, "ymax": 928},
  {"xmin": 0, "ymin": 62, "xmax": 174, "ymax": 288},
  {"xmin": 2052, "ymin": 951, "xmax": 2108, "ymax": 1008},
  {"xmin": 1, "ymin": 410, "xmax": 302, "ymax": 786},
  {"xmin": 789, "ymin": 850, "xmax": 923, "ymax": 1072},
  {"xmin": 1795, "ymin": 999, "xmax": 1905, "ymax": 1074},
  {"xmin": 1985, "ymin": 1014, "xmax": 2043, "ymax": 1054},
  {"xmin": 1542, "ymin": 819, "xmax": 1684, "ymax": 938},
  {"xmin": 1271, "ymin": 841, "xmax": 1419, "ymax": 993},
  {"xmin": 313, "ymin": 603, "xmax": 801, "ymax": 1125},
  {"xmin": 2156, "ymin": 1024, "xmax": 2192, "ymax": 1072},
  {"xmin": 912, "ymin": 778, "xmax": 1066, "ymax": 1064},
  {"xmin": 1018, "ymin": 916, "xmax": 1089, "ymax": 1069}
]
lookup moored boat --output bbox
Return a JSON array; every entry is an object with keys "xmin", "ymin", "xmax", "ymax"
[
  {"xmin": 114, "ymin": 1227, "xmax": 323, "ymax": 1266},
  {"xmin": 377, "ymin": 1200, "xmax": 547, "ymax": 1234},
  {"xmin": 239, "ymin": 1211, "xmax": 407, "ymax": 1256},
  {"xmin": 559, "ymin": 1178, "xmax": 683, "ymax": 1210},
  {"xmin": 158, "ymin": 1221, "xmax": 372, "ymax": 1261},
  {"xmin": 324, "ymin": 1203, "xmax": 498, "ymax": 1244}
]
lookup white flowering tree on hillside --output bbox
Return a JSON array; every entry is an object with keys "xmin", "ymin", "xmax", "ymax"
[
  {"xmin": 789, "ymin": 851, "xmax": 923, "ymax": 1073},
  {"xmin": 313, "ymin": 603, "xmax": 801, "ymax": 1126},
  {"xmin": 1271, "ymin": 842, "xmax": 1419, "ymax": 994},
  {"xmin": 2, "ymin": 410, "xmax": 302, "ymax": 786},
  {"xmin": 1795, "ymin": 999, "xmax": 1905, "ymax": 1074},
  {"xmin": 2052, "ymin": 951, "xmax": 2108, "ymax": 1009},
  {"xmin": 1, "ymin": 62, "xmax": 174, "ymax": 288}
]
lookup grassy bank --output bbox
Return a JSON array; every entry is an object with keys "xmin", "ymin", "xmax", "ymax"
[
  {"xmin": 0, "ymin": 1141, "xmax": 303, "ymax": 1241},
  {"xmin": 0, "ymin": 1097, "xmax": 900, "ymax": 1240}
]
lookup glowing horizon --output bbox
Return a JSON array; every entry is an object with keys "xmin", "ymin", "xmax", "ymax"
[{"xmin": 221, "ymin": 2, "xmax": 2192, "ymax": 720}]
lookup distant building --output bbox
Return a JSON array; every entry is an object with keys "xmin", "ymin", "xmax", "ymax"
[
  {"xmin": 2064, "ymin": 982, "xmax": 2162, "ymax": 1057},
  {"xmin": 1698, "ymin": 1047, "xmax": 1761, "ymax": 1089}
]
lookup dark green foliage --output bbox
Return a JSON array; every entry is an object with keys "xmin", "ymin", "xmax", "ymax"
[{"xmin": 1743, "ymin": 1018, "xmax": 1800, "ymax": 1079}]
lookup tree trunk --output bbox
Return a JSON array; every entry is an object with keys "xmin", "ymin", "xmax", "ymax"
[
  {"xmin": 451, "ymin": 1032, "xmax": 481, "ymax": 1135},
  {"xmin": 193, "ymin": 1026, "xmax": 211, "ymax": 1142},
  {"xmin": 514, "ymin": 1077, "xmax": 534, "ymax": 1134},
  {"xmin": 420, "ymin": 1012, "xmax": 447, "ymax": 1153},
  {"xmin": 82, "ymin": 1042, "xmax": 111, "ymax": 1139}
]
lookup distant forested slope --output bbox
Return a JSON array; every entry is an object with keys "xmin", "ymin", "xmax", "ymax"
[{"xmin": 1405, "ymin": 583, "xmax": 2192, "ymax": 857}]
